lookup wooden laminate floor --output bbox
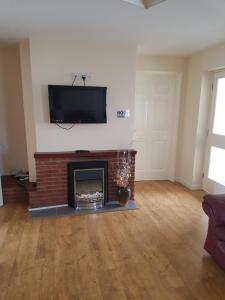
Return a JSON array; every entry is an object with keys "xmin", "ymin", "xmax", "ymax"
[{"xmin": 0, "ymin": 181, "xmax": 225, "ymax": 300}]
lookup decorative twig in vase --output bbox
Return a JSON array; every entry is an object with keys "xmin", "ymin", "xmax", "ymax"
[{"xmin": 115, "ymin": 151, "xmax": 132, "ymax": 206}]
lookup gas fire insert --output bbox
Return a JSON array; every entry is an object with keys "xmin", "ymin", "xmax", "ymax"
[{"xmin": 68, "ymin": 161, "xmax": 108, "ymax": 210}]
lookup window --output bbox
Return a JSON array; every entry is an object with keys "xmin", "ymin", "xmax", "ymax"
[{"xmin": 208, "ymin": 146, "xmax": 225, "ymax": 186}]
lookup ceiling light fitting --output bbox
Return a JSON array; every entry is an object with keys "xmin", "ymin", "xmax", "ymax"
[{"xmin": 123, "ymin": 0, "xmax": 167, "ymax": 9}]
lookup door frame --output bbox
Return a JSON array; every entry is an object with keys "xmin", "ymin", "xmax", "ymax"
[
  {"xmin": 133, "ymin": 70, "xmax": 183, "ymax": 182},
  {"xmin": 203, "ymin": 70, "xmax": 225, "ymax": 193}
]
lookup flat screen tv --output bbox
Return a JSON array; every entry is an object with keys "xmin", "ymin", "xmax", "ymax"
[{"xmin": 48, "ymin": 85, "xmax": 107, "ymax": 124}]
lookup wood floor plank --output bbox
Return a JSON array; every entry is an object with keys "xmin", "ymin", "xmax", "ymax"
[{"xmin": 1, "ymin": 181, "xmax": 225, "ymax": 300}]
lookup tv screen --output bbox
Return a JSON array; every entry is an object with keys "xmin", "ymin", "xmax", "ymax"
[{"xmin": 48, "ymin": 85, "xmax": 107, "ymax": 124}]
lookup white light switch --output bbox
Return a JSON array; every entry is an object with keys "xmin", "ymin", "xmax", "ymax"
[{"xmin": 117, "ymin": 110, "xmax": 130, "ymax": 118}]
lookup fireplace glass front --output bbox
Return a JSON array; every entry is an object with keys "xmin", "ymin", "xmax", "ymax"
[
  {"xmin": 74, "ymin": 168, "xmax": 104, "ymax": 209},
  {"xmin": 68, "ymin": 161, "xmax": 108, "ymax": 210}
]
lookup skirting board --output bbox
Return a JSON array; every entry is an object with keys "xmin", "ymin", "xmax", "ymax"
[{"xmin": 175, "ymin": 177, "xmax": 202, "ymax": 190}]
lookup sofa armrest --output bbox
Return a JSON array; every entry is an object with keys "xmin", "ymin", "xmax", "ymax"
[{"xmin": 203, "ymin": 194, "xmax": 225, "ymax": 226}]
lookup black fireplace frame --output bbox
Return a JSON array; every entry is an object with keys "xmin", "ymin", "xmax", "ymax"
[{"xmin": 67, "ymin": 160, "xmax": 108, "ymax": 208}]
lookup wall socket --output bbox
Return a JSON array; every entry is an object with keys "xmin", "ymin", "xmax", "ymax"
[
  {"xmin": 71, "ymin": 72, "xmax": 91, "ymax": 82},
  {"xmin": 117, "ymin": 110, "xmax": 130, "ymax": 118}
]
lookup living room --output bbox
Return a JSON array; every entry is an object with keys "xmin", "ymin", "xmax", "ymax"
[{"xmin": 0, "ymin": 0, "xmax": 225, "ymax": 299}]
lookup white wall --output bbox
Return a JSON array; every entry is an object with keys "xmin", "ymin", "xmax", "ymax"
[
  {"xmin": 19, "ymin": 40, "xmax": 37, "ymax": 182},
  {"xmin": 0, "ymin": 48, "xmax": 7, "ymax": 206},
  {"xmin": 137, "ymin": 55, "xmax": 188, "ymax": 73},
  {"xmin": 0, "ymin": 48, "xmax": 8, "ymax": 174},
  {"xmin": 19, "ymin": 39, "xmax": 225, "ymax": 188},
  {"xmin": 137, "ymin": 43, "xmax": 225, "ymax": 190},
  {"xmin": 3, "ymin": 46, "xmax": 28, "ymax": 173},
  {"xmin": 22, "ymin": 38, "xmax": 137, "ymax": 180},
  {"xmin": 30, "ymin": 38, "xmax": 137, "ymax": 152},
  {"xmin": 179, "ymin": 42, "xmax": 225, "ymax": 189},
  {"xmin": 0, "ymin": 45, "xmax": 28, "ymax": 174}
]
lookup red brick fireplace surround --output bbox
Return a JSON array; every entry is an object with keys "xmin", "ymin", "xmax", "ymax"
[{"xmin": 28, "ymin": 150, "xmax": 136, "ymax": 209}]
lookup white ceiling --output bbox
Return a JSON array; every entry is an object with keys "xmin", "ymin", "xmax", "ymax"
[{"xmin": 0, "ymin": 0, "xmax": 225, "ymax": 56}]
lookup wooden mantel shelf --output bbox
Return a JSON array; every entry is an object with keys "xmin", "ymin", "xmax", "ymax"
[{"xmin": 34, "ymin": 149, "xmax": 137, "ymax": 159}]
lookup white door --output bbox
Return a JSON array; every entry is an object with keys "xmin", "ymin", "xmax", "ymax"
[
  {"xmin": 133, "ymin": 71, "xmax": 181, "ymax": 181},
  {"xmin": 203, "ymin": 71, "xmax": 225, "ymax": 193}
]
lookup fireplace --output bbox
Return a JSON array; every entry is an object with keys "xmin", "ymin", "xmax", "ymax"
[
  {"xmin": 68, "ymin": 161, "xmax": 108, "ymax": 209},
  {"xmin": 28, "ymin": 150, "xmax": 136, "ymax": 209}
]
